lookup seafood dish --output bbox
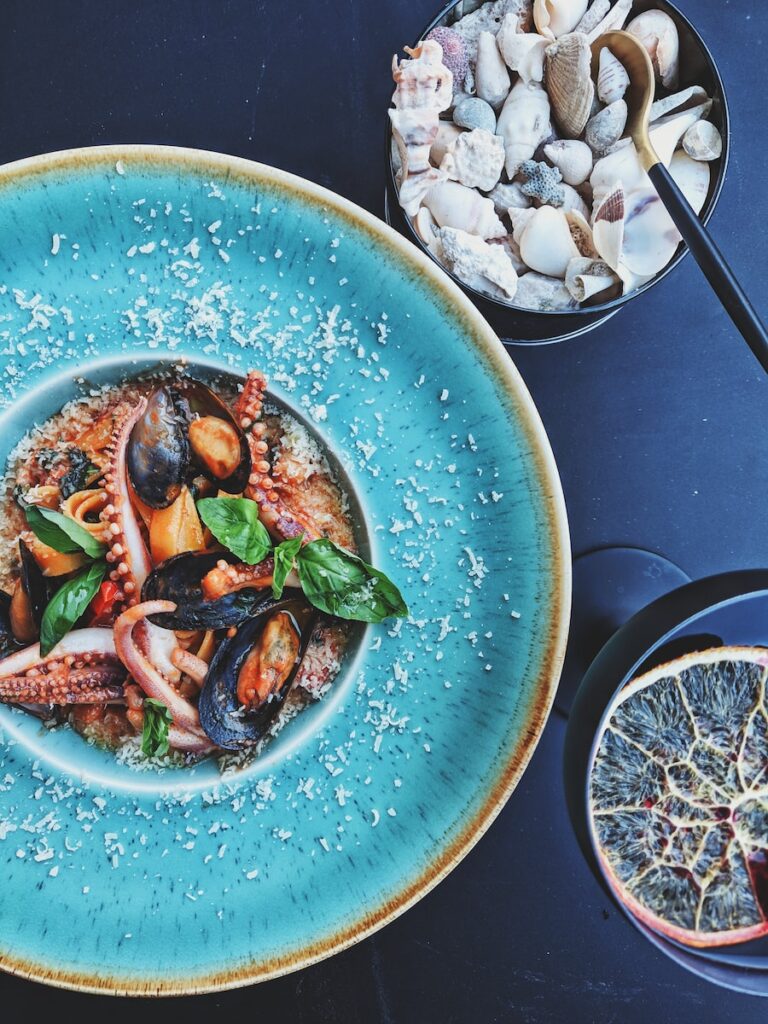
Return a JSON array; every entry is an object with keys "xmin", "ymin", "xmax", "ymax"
[
  {"xmin": 0, "ymin": 369, "xmax": 406, "ymax": 768},
  {"xmin": 388, "ymin": 0, "xmax": 723, "ymax": 311}
]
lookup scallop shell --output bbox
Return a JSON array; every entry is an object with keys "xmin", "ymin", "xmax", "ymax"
[
  {"xmin": 497, "ymin": 80, "xmax": 552, "ymax": 177},
  {"xmin": 592, "ymin": 184, "xmax": 625, "ymax": 272},
  {"xmin": 682, "ymin": 120, "xmax": 722, "ymax": 162},
  {"xmin": 565, "ymin": 256, "xmax": 619, "ymax": 302},
  {"xmin": 533, "ymin": 0, "xmax": 589, "ymax": 39},
  {"xmin": 430, "ymin": 121, "xmax": 463, "ymax": 165},
  {"xmin": 543, "ymin": 139, "xmax": 593, "ymax": 186},
  {"xmin": 487, "ymin": 180, "xmax": 532, "ymax": 216},
  {"xmin": 597, "ymin": 48, "xmax": 629, "ymax": 104},
  {"xmin": 441, "ymin": 128, "xmax": 506, "ymax": 192},
  {"xmin": 423, "ymin": 180, "xmax": 507, "ymax": 239},
  {"xmin": 583, "ymin": 0, "xmax": 632, "ymax": 44},
  {"xmin": 585, "ymin": 99, "xmax": 628, "ymax": 154},
  {"xmin": 545, "ymin": 32, "xmax": 595, "ymax": 139},
  {"xmin": 517, "ymin": 205, "xmax": 580, "ymax": 278},
  {"xmin": 475, "ymin": 31, "xmax": 511, "ymax": 108},
  {"xmin": 669, "ymin": 151, "xmax": 711, "ymax": 215},
  {"xmin": 514, "ymin": 271, "xmax": 579, "ymax": 310},
  {"xmin": 496, "ymin": 20, "xmax": 548, "ymax": 83},
  {"xmin": 438, "ymin": 226, "xmax": 519, "ymax": 301},
  {"xmin": 627, "ymin": 10, "xmax": 679, "ymax": 90}
]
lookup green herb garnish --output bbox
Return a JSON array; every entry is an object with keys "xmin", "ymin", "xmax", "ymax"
[
  {"xmin": 296, "ymin": 539, "xmax": 408, "ymax": 623},
  {"xmin": 25, "ymin": 504, "xmax": 106, "ymax": 559},
  {"xmin": 272, "ymin": 536, "xmax": 303, "ymax": 600},
  {"xmin": 39, "ymin": 560, "xmax": 108, "ymax": 655},
  {"xmin": 196, "ymin": 497, "xmax": 272, "ymax": 564},
  {"xmin": 141, "ymin": 698, "xmax": 172, "ymax": 758}
]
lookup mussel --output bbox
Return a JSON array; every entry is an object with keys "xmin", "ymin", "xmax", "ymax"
[
  {"xmin": 142, "ymin": 550, "xmax": 292, "ymax": 630},
  {"xmin": 127, "ymin": 386, "xmax": 190, "ymax": 509},
  {"xmin": 198, "ymin": 596, "xmax": 315, "ymax": 750},
  {"xmin": 127, "ymin": 379, "xmax": 251, "ymax": 511},
  {"xmin": 0, "ymin": 591, "xmax": 22, "ymax": 659},
  {"xmin": 9, "ymin": 539, "xmax": 55, "ymax": 644}
]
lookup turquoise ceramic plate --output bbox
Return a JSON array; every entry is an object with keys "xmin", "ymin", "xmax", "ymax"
[{"xmin": 0, "ymin": 146, "xmax": 570, "ymax": 994}]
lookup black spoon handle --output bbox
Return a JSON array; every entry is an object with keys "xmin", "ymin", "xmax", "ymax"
[{"xmin": 648, "ymin": 161, "xmax": 768, "ymax": 375}]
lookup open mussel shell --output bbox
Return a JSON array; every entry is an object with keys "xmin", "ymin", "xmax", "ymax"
[
  {"xmin": 127, "ymin": 386, "xmax": 190, "ymax": 509},
  {"xmin": 141, "ymin": 550, "xmax": 284, "ymax": 630},
  {"xmin": 19, "ymin": 538, "xmax": 54, "ymax": 627},
  {"xmin": 0, "ymin": 591, "xmax": 21, "ymax": 659},
  {"xmin": 198, "ymin": 597, "xmax": 315, "ymax": 750},
  {"xmin": 175, "ymin": 377, "xmax": 251, "ymax": 495}
]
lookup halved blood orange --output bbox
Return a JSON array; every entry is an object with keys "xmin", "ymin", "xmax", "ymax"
[{"xmin": 589, "ymin": 647, "xmax": 768, "ymax": 948}]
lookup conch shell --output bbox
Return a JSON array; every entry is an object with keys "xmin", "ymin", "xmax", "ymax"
[
  {"xmin": 565, "ymin": 257, "xmax": 619, "ymax": 302},
  {"xmin": 437, "ymin": 226, "xmax": 519, "ymax": 301},
  {"xmin": 497, "ymin": 19, "xmax": 547, "ymax": 83},
  {"xmin": 423, "ymin": 181, "xmax": 506, "ymax": 239},
  {"xmin": 430, "ymin": 122, "xmax": 463, "ymax": 166},
  {"xmin": 390, "ymin": 41, "xmax": 453, "ymax": 215},
  {"xmin": 626, "ymin": 10, "xmax": 679, "ymax": 90},
  {"xmin": 545, "ymin": 32, "xmax": 594, "ymax": 139},
  {"xmin": 515, "ymin": 205, "xmax": 580, "ymax": 278},
  {"xmin": 475, "ymin": 31, "xmax": 510, "ymax": 108},
  {"xmin": 683, "ymin": 121, "xmax": 722, "ymax": 162},
  {"xmin": 497, "ymin": 80, "xmax": 551, "ymax": 177},
  {"xmin": 533, "ymin": 0, "xmax": 589, "ymax": 39},
  {"xmin": 441, "ymin": 128, "xmax": 505, "ymax": 192},
  {"xmin": 597, "ymin": 47, "xmax": 629, "ymax": 104},
  {"xmin": 544, "ymin": 139, "xmax": 593, "ymax": 186}
]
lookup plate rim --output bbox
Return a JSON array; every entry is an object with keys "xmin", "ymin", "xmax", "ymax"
[{"xmin": 0, "ymin": 143, "xmax": 571, "ymax": 996}]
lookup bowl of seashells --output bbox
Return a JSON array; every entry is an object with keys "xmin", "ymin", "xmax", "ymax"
[{"xmin": 385, "ymin": 0, "xmax": 729, "ymax": 344}]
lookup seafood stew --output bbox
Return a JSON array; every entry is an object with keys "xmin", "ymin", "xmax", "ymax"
[{"xmin": 0, "ymin": 369, "xmax": 407, "ymax": 767}]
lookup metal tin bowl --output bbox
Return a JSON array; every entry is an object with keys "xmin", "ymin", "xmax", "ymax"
[{"xmin": 385, "ymin": 0, "xmax": 730, "ymax": 344}]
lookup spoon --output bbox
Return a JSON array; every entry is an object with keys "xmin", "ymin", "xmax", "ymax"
[{"xmin": 592, "ymin": 31, "xmax": 768, "ymax": 373}]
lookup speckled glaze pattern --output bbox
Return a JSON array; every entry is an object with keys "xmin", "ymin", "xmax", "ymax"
[{"xmin": 0, "ymin": 146, "xmax": 570, "ymax": 995}]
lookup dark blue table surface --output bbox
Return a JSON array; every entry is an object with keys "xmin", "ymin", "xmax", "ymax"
[{"xmin": 0, "ymin": 1, "xmax": 766, "ymax": 1020}]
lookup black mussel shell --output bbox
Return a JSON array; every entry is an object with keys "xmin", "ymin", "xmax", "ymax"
[
  {"xmin": 175, "ymin": 377, "xmax": 251, "ymax": 495},
  {"xmin": 19, "ymin": 538, "xmax": 54, "ymax": 628},
  {"xmin": 142, "ymin": 550, "xmax": 290, "ymax": 630},
  {"xmin": 0, "ymin": 591, "xmax": 22, "ymax": 659},
  {"xmin": 127, "ymin": 386, "xmax": 190, "ymax": 509},
  {"xmin": 198, "ymin": 597, "xmax": 315, "ymax": 750}
]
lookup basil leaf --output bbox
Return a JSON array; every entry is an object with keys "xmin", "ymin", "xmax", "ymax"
[
  {"xmin": 296, "ymin": 539, "xmax": 408, "ymax": 623},
  {"xmin": 141, "ymin": 698, "xmax": 172, "ymax": 758},
  {"xmin": 272, "ymin": 536, "xmax": 303, "ymax": 599},
  {"xmin": 25, "ymin": 504, "xmax": 106, "ymax": 559},
  {"xmin": 196, "ymin": 497, "xmax": 272, "ymax": 564},
  {"xmin": 39, "ymin": 560, "xmax": 108, "ymax": 656}
]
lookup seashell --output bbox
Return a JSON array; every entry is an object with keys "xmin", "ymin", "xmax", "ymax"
[
  {"xmin": 574, "ymin": 0, "xmax": 609, "ymax": 36},
  {"xmin": 545, "ymin": 32, "xmax": 595, "ymax": 139},
  {"xmin": 497, "ymin": 80, "xmax": 551, "ymax": 177},
  {"xmin": 650, "ymin": 85, "xmax": 709, "ymax": 122},
  {"xmin": 451, "ymin": 0, "xmax": 534, "ymax": 65},
  {"xmin": 597, "ymin": 48, "xmax": 629, "ymax": 104},
  {"xmin": 508, "ymin": 206, "xmax": 537, "ymax": 245},
  {"xmin": 683, "ymin": 120, "xmax": 722, "ymax": 163},
  {"xmin": 585, "ymin": 99, "xmax": 628, "ymax": 154},
  {"xmin": 441, "ymin": 128, "xmax": 506, "ymax": 191},
  {"xmin": 487, "ymin": 180, "xmax": 532, "ymax": 215},
  {"xmin": 626, "ymin": 10, "xmax": 679, "ymax": 90},
  {"xmin": 519, "ymin": 159, "xmax": 565, "ymax": 206},
  {"xmin": 592, "ymin": 184, "xmax": 625, "ymax": 272},
  {"xmin": 651, "ymin": 102, "xmax": 712, "ymax": 166},
  {"xmin": 496, "ymin": 19, "xmax": 548, "ymax": 83},
  {"xmin": 517, "ymin": 205, "xmax": 580, "ymax": 278},
  {"xmin": 544, "ymin": 139, "xmax": 593, "ymax": 186},
  {"xmin": 533, "ymin": 0, "xmax": 589, "ymax": 39},
  {"xmin": 414, "ymin": 205, "xmax": 439, "ymax": 248},
  {"xmin": 669, "ymin": 151, "xmax": 710, "ymax": 215},
  {"xmin": 453, "ymin": 96, "xmax": 496, "ymax": 133},
  {"xmin": 423, "ymin": 180, "xmax": 507, "ymax": 238},
  {"xmin": 426, "ymin": 27, "xmax": 469, "ymax": 90},
  {"xmin": 566, "ymin": 209, "xmax": 598, "ymax": 257},
  {"xmin": 390, "ymin": 42, "xmax": 454, "ymax": 215},
  {"xmin": 492, "ymin": 235, "xmax": 528, "ymax": 275},
  {"xmin": 430, "ymin": 121, "xmax": 463, "ymax": 165},
  {"xmin": 584, "ymin": 0, "xmax": 632, "ymax": 44},
  {"xmin": 621, "ymin": 186, "xmax": 681, "ymax": 278},
  {"xmin": 437, "ymin": 226, "xmax": 519, "ymax": 301},
  {"xmin": 565, "ymin": 256, "xmax": 619, "ymax": 302},
  {"xmin": 560, "ymin": 183, "xmax": 591, "ymax": 220},
  {"xmin": 475, "ymin": 31, "xmax": 511, "ymax": 108},
  {"xmin": 514, "ymin": 271, "xmax": 579, "ymax": 310}
]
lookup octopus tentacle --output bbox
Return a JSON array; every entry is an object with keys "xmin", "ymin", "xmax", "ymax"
[
  {"xmin": 170, "ymin": 648, "xmax": 209, "ymax": 686},
  {"xmin": 113, "ymin": 600, "xmax": 203, "ymax": 736},
  {"xmin": 0, "ymin": 627, "xmax": 125, "ymax": 705}
]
